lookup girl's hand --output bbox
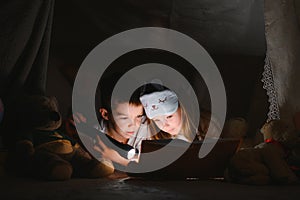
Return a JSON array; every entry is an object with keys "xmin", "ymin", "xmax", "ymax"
[{"xmin": 94, "ymin": 135, "xmax": 130, "ymax": 167}]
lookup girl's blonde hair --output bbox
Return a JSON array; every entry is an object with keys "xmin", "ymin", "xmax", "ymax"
[
  {"xmin": 150, "ymin": 103, "xmax": 197, "ymax": 142},
  {"xmin": 138, "ymin": 83, "xmax": 213, "ymax": 142}
]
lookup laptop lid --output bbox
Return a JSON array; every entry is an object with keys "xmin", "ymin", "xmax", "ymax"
[{"xmin": 129, "ymin": 138, "xmax": 240, "ymax": 179}]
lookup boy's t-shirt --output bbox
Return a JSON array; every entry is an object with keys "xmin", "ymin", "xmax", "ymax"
[{"xmin": 94, "ymin": 117, "xmax": 152, "ymax": 153}]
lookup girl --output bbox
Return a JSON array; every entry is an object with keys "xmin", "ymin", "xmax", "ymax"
[{"xmin": 139, "ymin": 83, "xmax": 198, "ymax": 142}]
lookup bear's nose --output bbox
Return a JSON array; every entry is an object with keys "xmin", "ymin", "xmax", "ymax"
[{"xmin": 50, "ymin": 111, "xmax": 60, "ymax": 121}]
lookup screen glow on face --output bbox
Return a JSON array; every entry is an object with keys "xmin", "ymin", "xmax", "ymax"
[
  {"xmin": 152, "ymin": 108, "xmax": 182, "ymax": 136},
  {"xmin": 112, "ymin": 102, "xmax": 144, "ymax": 139}
]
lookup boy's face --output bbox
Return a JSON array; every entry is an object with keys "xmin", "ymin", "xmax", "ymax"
[{"xmin": 111, "ymin": 102, "xmax": 144, "ymax": 139}]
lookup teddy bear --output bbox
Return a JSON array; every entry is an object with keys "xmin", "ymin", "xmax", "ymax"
[
  {"xmin": 5, "ymin": 94, "xmax": 114, "ymax": 180},
  {"xmin": 221, "ymin": 117, "xmax": 263, "ymax": 149},
  {"xmin": 225, "ymin": 119, "xmax": 300, "ymax": 185}
]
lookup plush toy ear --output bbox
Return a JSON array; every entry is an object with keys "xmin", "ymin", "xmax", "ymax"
[
  {"xmin": 49, "ymin": 96, "xmax": 59, "ymax": 107},
  {"xmin": 99, "ymin": 108, "xmax": 109, "ymax": 120}
]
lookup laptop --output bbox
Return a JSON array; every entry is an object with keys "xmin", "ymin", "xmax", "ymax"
[{"xmin": 127, "ymin": 138, "xmax": 240, "ymax": 179}]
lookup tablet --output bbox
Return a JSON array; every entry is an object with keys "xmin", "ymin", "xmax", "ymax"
[{"xmin": 128, "ymin": 138, "xmax": 240, "ymax": 179}]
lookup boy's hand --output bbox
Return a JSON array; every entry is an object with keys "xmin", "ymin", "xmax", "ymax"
[
  {"xmin": 94, "ymin": 135, "xmax": 130, "ymax": 167},
  {"xmin": 72, "ymin": 112, "xmax": 87, "ymax": 125}
]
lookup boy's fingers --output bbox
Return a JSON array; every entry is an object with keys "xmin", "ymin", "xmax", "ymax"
[
  {"xmin": 96, "ymin": 135, "xmax": 107, "ymax": 149},
  {"xmin": 78, "ymin": 113, "xmax": 87, "ymax": 123},
  {"xmin": 93, "ymin": 145, "xmax": 103, "ymax": 153},
  {"xmin": 73, "ymin": 112, "xmax": 87, "ymax": 123},
  {"xmin": 73, "ymin": 115, "xmax": 80, "ymax": 123}
]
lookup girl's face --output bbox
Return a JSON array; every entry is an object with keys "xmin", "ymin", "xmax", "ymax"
[
  {"xmin": 152, "ymin": 108, "xmax": 182, "ymax": 136},
  {"xmin": 111, "ymin": 102, "xmax": 144, "ymax": 139}
]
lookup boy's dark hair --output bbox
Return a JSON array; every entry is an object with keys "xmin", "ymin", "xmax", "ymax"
[{"xmin": 95, "ymin": 72, "xmax": 142, "ymax": 115}]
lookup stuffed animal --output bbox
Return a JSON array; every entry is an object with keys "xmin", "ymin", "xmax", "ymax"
[
  {"xmin": 222, "ymin": 118, "xmax": 248, "ymax": 138},
  {"xmin": 222, "ymin": 118, "xmax": 248, "ymax": 147},
  {"xmin": 225, "ymin": 119, "xmax": 300, "ymax": 185},
  {"xmin": 221, "ymin": 117, "xmax": 263, "ymax": 149},
  {"xmin": 10, "ymin": 95, "xmax": 114, "ymax": 180}
]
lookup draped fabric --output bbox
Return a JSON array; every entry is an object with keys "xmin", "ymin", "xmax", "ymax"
[
  {"xmin": 1, "ymin": 0, "xmax": 299, "ymax": 141},
  {"xmin": 0, "ymin": 0, "xmax": 54, "ymax": 101},
  {"xmin": 67, "ymin": 0, "xmax": 266, "ymax": 118},
  {"xmin": 263, "ymin": 0, "xmax": 300, "ymax": 126},
  {"xmin": 0, "ymin": 0, "xmax": 54, "ymax": 147}
]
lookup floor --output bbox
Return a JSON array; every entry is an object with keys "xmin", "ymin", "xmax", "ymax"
[{"xmin": 1, "ymin": 172, "xmax": 300, "ymax": 200}]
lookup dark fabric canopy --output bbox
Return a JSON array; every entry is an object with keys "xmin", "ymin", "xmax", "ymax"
[
  {"xmin": 0, "ymin": 0, "xmax": 54, "ymax": 148},
  {"xmin": 0, "ymin": 0, "xmax": 54, "ymax": 101}
]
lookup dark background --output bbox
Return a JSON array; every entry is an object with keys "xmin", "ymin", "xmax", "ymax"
[{"xmin": 47, "ymin": 0, "xmax": 268, "ymax": 134}]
